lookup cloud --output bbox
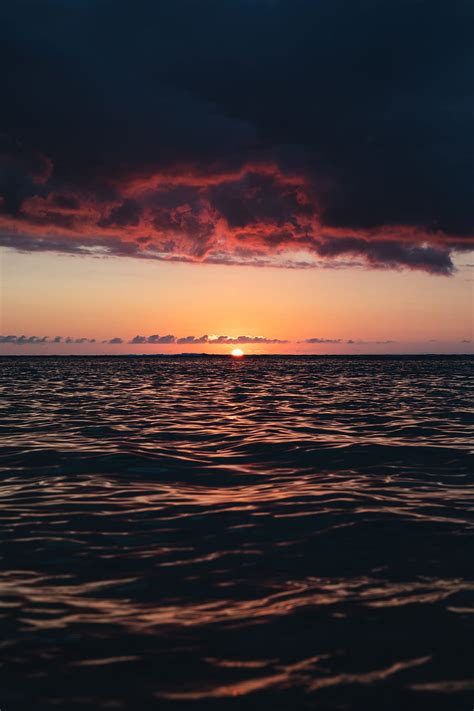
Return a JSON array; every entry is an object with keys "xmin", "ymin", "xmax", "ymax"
[
  {"xmin": 1, "ymin": 1, "xmax": 472, "ymax": 274},
  {"xmin": 1, "ymin": 333, "xmax": 288, "ymax": 347},
  {"xmin": 147, "ymin": 334, "xmax": 175, "ymax": 344},
  {"xmin": 302, "ymin": 337, "xmax": 397, "ymax": 345},
  {"xmin": 0, "ymin": 335, "xmax": 49, "ymax": 344},
  {"xmin": 312, "ymin": 237, "xmax": 455, "ymax": 276},
  {"xmin": 176, "ymin": 335, "xmax": 210, "ymax": 345},
  {"xmin": 208, "ymin": 335, "xmax": 289, "ymax": 344},
  {"xmin": 98, "ymin": 200, "xmax": 142, "ymax": 228},
  {"xmin": 8, "ymin": 334, "xmax": 471, "ymax": 349},
  {"xmin": 128, "ymin": 334, "xmax": 288, "ymax": 345},
  {"xmin": 0, "ymin": 335, "xmax": 98, "ymax": 344},
  {"xmin": 129, "ymin": 335, "xmax": 176, "ymax": 344},
  {"xmin": 0, "ymin": 332, "xmax": 402, "ymax": 347}
]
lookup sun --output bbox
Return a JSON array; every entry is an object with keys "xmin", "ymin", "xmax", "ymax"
[{"xmin": 231, "ymin": 348, "xmax": 244, "ymax": 357}]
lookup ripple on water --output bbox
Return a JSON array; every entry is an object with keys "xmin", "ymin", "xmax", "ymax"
[{"xmin": 0, "ymin": 355, "xmax": 473, "ymax": 710}]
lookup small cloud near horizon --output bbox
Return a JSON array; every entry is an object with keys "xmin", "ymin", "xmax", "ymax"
[
  {"xmin": 2, "ymin": 334, "xmax": 472, "ymax": 349},
  {"xmin": 129, "ymin": 334, "xmax": 289, "ymax": 345},
  {"xmin": 299, "ymin": 338, "xmax": 341, "ymax": 344}
]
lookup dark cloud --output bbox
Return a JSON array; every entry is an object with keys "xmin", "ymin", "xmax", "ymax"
[
  {"xmin": 129, "ymin": 335, "xmax": 176, "ymax": 344},
  {"xmin": 1, "ymin": 333, "xmax": 289, "ymax": 346},
  {"xmin": 0, "ymin": 335, "xmax": 99, "ymax": 344},
  {"xmin": 301, "ymin": 337, "xmax": 397, "ymax": 345},
  {"xmin": 1, "ymin": 0, "xmax": 473, "ymax": 278},
  {"xmin": 313, "ymin": 237, "xmax": 454, "ymax": 276},
  {"xmin": 148, "ymin": 334, "xmax": 175, "ymax": 344},
  {"xmin": 0, "ymin": 335, "xmax": 48, "ymax": 344},
  {"xmin": 9, "ymin": 334, "xmax": 472, "ymax": 348},
  {"xmin": 98, "ymin": 200, "xmax": 142, "ymax": 228},
  {"xmin": 127, "ymin": 334, "xmax": 288, "ymax": 345},
  {"xmin": 211, "ymin": 335, "xmax": 289, "ymax": 344},
  {"xmin": 208, "ymin": 172, "xmax": 313, "ymax": 230},
  {"xmin": 52, "ymin": 195, "xmax": 79, "ymax": 210},
  {"xmin": 176, "ymin": 335, "xmax": 209, "ymax": 345}
]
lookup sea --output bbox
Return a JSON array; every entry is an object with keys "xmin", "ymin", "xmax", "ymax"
[{"xmin": 0, "ymin": 355, "xmax": 473, "ymax": 710}]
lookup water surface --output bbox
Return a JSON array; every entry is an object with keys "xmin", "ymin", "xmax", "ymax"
[{"xmin": 0, "ymin": 356, "xmax": 473, "ymax": 710}]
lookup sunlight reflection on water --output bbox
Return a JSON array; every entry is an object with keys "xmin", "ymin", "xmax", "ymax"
[{"xmin": 0, "ymin": 356, "xmax": 473, "ymax": 710}]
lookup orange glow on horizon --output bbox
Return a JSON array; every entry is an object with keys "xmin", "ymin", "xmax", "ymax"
[
  {"xmin": 1, "ymin": 250, "xmax": 472, "ymax": 356},
  {"xmin": 231, "ymin": 348, "xmax": 244, "ymax": 357}
]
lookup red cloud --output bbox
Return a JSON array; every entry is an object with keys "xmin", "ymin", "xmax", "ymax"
[{"xmin": 1, "ymin": 162, "xmax": 471, "ymax": 275}]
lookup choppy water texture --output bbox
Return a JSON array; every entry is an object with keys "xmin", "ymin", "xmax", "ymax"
[{"xmin": 0, "ymin": 355, "xmax": 473, "ymax": 711}]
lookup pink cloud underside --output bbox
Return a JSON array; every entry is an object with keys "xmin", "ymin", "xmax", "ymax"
[{"xmin": 1, "ymin": 163, "xmax": 472, "ymax": 274}]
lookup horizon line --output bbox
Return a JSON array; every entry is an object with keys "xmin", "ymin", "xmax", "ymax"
[{"xmin": 1, "ymin": 353, "xmax": 472, "ymax": 358}]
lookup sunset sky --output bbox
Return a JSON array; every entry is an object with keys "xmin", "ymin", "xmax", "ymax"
[{"xmin": 1, "ymin": 1, "xmax": 473, "ymax": 354}]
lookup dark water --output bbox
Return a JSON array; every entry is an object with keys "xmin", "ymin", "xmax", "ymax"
[{"xmin": 0, "ymin": 356, "xmax": 473, "ymax": 711}]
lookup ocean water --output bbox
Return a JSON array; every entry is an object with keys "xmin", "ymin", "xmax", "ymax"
[{"xmin": 0, "ymin": 355, "xmax": 473, "ymax": 711}]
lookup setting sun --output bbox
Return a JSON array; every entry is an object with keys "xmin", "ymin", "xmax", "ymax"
[{"xmin": 231, "ymin": 348, "xmax": 244, "ymax": 357}]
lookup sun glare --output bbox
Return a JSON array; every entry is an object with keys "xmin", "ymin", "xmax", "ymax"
[{"xmin": 231, "ymin": 348, "xmax": 244, "ymax": 357}]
